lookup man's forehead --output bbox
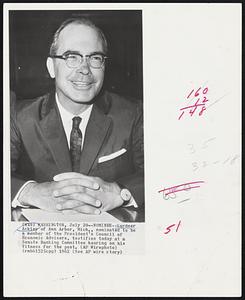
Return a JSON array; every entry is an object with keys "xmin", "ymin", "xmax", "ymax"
[{"xmin": 57, "ymin": 23, "xmax": 103, "ymax": 52}]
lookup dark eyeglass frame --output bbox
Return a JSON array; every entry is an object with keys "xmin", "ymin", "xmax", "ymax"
[{"xmin": 49, "ymin": 52, "xmax": 108, "ymax": 69}]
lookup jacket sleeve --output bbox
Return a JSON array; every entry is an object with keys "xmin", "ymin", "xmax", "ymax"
[
  {"xmin": 10, "ymin": 109, "xmax": 28, "ymax": 200},
  {"xmin": 116, "ymin": 103, "xmax": 144, "ymax": 207}
]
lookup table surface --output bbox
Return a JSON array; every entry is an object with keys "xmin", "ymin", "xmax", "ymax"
[{"xmin": 12, "ymin": 205, "xmax": 145, "ymax": 223}]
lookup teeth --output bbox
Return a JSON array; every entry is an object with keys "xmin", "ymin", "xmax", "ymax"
[
  {"xmin": 73, "ymin": 81, "xmax": 90, "ymax": 85},
  {"xmin": 71, "ymin": 81, "xmax": 93, "ymax": 90}
]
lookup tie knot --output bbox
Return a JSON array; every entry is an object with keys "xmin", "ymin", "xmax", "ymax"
[{"xmin": 72, "ymin": 116, "xmax": 82, "ymax": 129}]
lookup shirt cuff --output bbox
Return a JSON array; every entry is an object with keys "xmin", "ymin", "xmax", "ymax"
[
  {"xmin": 11, "ymin": 181, "xmax": 36, "ymax": 208},
  {"xmin": 123, "ymin": 196, "xmax": 138, "ymax": 208}
]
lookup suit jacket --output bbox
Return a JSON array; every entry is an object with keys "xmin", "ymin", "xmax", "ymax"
[{"xmin": 11, "ymin": 90, "xmax": 144, "ymax": 207}]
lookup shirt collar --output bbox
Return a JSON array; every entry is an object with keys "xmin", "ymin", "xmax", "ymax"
[{"xmin": 55, "ymin": 93, "xmax": 93, "ymax": 124}]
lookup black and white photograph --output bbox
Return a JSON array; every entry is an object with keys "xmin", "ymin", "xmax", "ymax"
[{"xmin": 9, "ymin": 10, "xmax": 145, "ymax": 223}]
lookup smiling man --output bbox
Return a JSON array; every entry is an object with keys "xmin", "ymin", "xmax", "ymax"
[
  {"xmin": 11, "ymin": 18, "xmax": 144, "ymax": 217},
  {"xmin": 48, "ymin": 20, "xmax": 106, "ymax": 112}
]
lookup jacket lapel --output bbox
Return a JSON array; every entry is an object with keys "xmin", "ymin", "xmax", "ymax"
[
  {"xmin": 38, "ymin": 92, "xmax": 72, "ymax": 173},
  {"xmin": 37, "ymin": 91, "xmax": 112, "ymax": 175},
  {"xmin": 80, "ymin": 93, "xmax": 112, "ymax": 174}
]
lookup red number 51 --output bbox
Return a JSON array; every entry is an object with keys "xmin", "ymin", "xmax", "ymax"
[{"xmin": 163, "ymin": 220, "xmax": 181, "ymax": 234}]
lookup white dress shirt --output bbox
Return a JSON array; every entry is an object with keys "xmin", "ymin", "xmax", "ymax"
[{"xmin": 56, "ymin": 94, "xmax": 93, "ymax": 149}]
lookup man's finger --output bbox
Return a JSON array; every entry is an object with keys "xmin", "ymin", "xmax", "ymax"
[
  {"xmin": 55, "ymin": 192, "xmax": 101, "ymax": 208},
  {"xmin": 74, "ymin": 205, "xmax": 101, "ymax": 215},
  {"xmin": 57, "ymin": 202, "xmax": 101, "ymax": 215},
  {"xmin": 54, "ymin": 184, "xmax": 85, "ymax": 196},
  {"xmin": 54, "ymin": 172, "xmax": 91, "ymax": 181},
  {"xmin": 56, "ymin": 199, "xmax": 85, "ymax": 210},
  {"xmin": 61, "ymin": 209, "xmax": 80, "ymax": 215},
  {"xmin": 55, "ymin": 178, "xmax": 99, "ymax": 190},
  {"xmin": 56, "ymin": 200, "xmax": 83, "ymax": 210}
]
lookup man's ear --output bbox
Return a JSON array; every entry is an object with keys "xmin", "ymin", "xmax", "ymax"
[{"xmin": 46, "ymin": 57, "xmax": 55, "ymax": 78}]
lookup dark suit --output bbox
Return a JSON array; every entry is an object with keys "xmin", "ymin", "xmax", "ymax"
[{"xmin": 11, "ymin": 90, "xmax": 144, "ymax": 207}]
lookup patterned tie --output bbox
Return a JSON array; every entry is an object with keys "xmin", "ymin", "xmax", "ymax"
[{"xmin": 70, "ymin": 116, "xmax": 82, "ymax": 172}]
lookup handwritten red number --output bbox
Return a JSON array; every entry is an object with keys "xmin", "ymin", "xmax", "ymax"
[
  {"xmin": 203, "ymin": 87, "xmax": 208, "ymax": 94},
  {"xmin": 194, "ymin": 87, "xmax": 202, "ymax": 97},
  {"xmin": 199, "ymin": 106, "xmax": 206, "ymax": 116},
  {"xmin": 163, "ymin": 220, "xmax": 181, "ymax": 235},
  {"xmin": 164, "ymin": 224, "xmax": 175, "ymax": 234},
  {"xmin": 178, "ymin": 111, "xmax": 185, "ymax": 120},
  {"xmin": 187, "ymin": 89, "xmax": 194, "ymax": 99},
  {"xmin": 189, "ymin": 108, "xmax": 196, "ymax": 116},
  {"xmin": 176, "ymin": 220, "xmax": 181, "ymax": 232},
  {"xmin": 179, "ymin": 86, "xmax": 209, "ymax": 120},
  {"xmin": 202, "ymin": 96, "xmax": 208, "ymax": 103}
]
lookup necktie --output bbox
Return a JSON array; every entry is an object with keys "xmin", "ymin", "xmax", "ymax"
[{"xmin": 70, "ymin": 116, "xmax": 82, "ymax": 172}]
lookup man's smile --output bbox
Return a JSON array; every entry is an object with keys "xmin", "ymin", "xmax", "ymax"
[{"xmin": 71, "ymin": 81, "xmax": 93, "ymax": 90}]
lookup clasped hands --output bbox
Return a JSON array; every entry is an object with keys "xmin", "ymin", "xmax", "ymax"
[{"xmin": 18, "ymin": 172, "xmax": 123, "ymax": 214}]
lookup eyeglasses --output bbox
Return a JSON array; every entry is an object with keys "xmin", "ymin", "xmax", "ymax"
[{"xmin": 49, "ymin": 52, "xmax": 108, "ymax": 69}]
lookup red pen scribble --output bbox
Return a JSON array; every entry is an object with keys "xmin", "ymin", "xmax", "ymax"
[
  {"xmin": 178, "ymin": 86, "xmax": 209, "ymax": 120},
  {"xmin": 164, "ymin": 220, "xmax": 181, "ymax": 235},
  {"xmin": 158, "ymin": 181, "xmax": 204, "ymax": 196}
]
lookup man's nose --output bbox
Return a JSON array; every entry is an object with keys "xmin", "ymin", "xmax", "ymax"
[{"xmin": 76, "ymin": 57, "xmax": 91, "ymax": 75}]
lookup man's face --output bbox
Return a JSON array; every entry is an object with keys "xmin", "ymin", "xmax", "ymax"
[{"xmin": 48, "ymin": 24, "xmax": 105, "ymax": 107}]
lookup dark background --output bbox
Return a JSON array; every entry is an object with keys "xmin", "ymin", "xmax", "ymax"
[{"xmin": 9, "ymin": 10, "xmax": 143, "ymax": 101}]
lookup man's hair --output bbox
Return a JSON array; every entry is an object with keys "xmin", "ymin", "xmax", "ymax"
[{"xmin": 49, "ymin": 17, "xmax": 108, "ymax": 56}]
